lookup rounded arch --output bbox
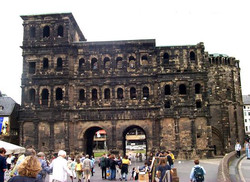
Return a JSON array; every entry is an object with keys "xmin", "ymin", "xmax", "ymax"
[
  {"xmin": 83, "ymin": 126, "xmax": 108, "ymax": 156},
  {"xmin": 43, "ymin": 25, "xmax": 50, "ymax": 38},
  {"xmin": 212, "ymin": 126, "xmax": 224, "ymax": 155},
  {"xmin": 57, "ymin": 25, "xmax": 64, "ymax": 37},
  {"xmin": 122, "ymin": 125, "xmax": 147, "ymax": 158}
]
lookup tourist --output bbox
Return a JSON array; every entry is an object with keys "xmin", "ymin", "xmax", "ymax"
[
  {"xmin": 189, "ymin": 159, "xmax": 206, "ymax": 182},
  {"xmin": 235, "ymin": 141, "xmax": 242, "ymax": 158},
  {"xmin": 82, "ymin": 154, "xmax": 92, "ymax": 182},
  {"xmin": 75, "ymin": 158, "xmax": 83, "ymax": 182},
  {"xmin": 6, "ymin": 154, "xmax": 12, "ymax": 170},
  {"xmin": 8, "ymin": 155, "xmax": 42, "ymax": 182},
  {"xmin": 244, "ymin": 140, "xmax": 250, "ymax": 159},
  {"xmin": 116, "ymin": 155, "xmax": 122, "ymax": 181},
  {"xmin": 109, "ymin": 154, "xmax": 117, "ymax": 180},
  {"xmin": 121, "ymin": 155, "xmax": 131, "ymax": 181},
  {"xmin": 165, "ymin": 151, "xmax": 174, "ymax": 168},
  {"xmin": 67, "ymin": 157, "xmax": 76, "ymax": 179},
  {"xmin": 156, "ymin": 158, "xmax": 171, "ymax": 182},
  {"xmin": 0, "ymin": 148, "xmax": 7, "ymax": 182},
  {"xmin": 49, "ymin": 150, "xmax": 73, "ymax": 182},
  {"xmin": 37, "ymin": 152, "xmax": 50, "ymax": 181},
  {"xmin": 99, "ymin": 153, "xmax": 107, "ymax": 179},
  {"xmin": 90, "ymin": 155, "xmax": 95, "ymax": 176}
]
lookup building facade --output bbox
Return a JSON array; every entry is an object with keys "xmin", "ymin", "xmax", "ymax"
[
  {"xmin": 19, "ymin": 13, "xmax": 245, "ymax": 158},
  {"xmin": 242, "ymin": 95, "xmax": 250, "ymax": 136},
  {"xmin": 0, "ymin": 92, "xmax": 20, "ymax": 144}
]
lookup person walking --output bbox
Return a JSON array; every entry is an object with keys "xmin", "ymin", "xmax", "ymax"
[
  {"xmin": 235, "ymin": 141, "xmax": 242, "ymax": 158},
  {"xmin": 121, "ymin": 155, "xmax": 131, "ymax": 181},
  {"xmin": 189, "ymin": 159, "xmax": 206, "ymax": 182},
  {"xmin": 75, "ymin": 158, "xmax": 83, "ymax": 182},
  {"xmin": 99, "ymin": 153, "xmax": 107, "ymax": 179},
  {"xmin": 49, "ymin": 150, "xmax": 73, "ymax": 182},
  {"xmin": 156, "ymin": 158, "xmax": 171, "ymax": 182},
  {"xmin": 109, "ymin": 154, "xmax": 117, "ymax": 180},
  {"xmin": 82, "ymin": 155, "xmax": 92, "ymax": 182},
  {"xmin": 0, "ymin": 148, "xmax": 7, "ymax": 182}
]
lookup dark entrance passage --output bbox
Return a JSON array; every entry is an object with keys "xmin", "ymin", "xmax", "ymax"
[
  {"xmin": 123, "ymin": 125, "xmax": 147, "ymax": 159},
  {"xmin": 84, "ymin": 127, "xmax": 106, "ymax": 156}
]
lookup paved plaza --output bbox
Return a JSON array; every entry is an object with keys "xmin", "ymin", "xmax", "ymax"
[{"xmin": 45, "ymin": 157, "xmax": 222, "ymax": 182}]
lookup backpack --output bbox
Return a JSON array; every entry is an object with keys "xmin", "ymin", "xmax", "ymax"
[{"xmin": 194, "ymin": 167, "xmax": 204, "ymax": 182}]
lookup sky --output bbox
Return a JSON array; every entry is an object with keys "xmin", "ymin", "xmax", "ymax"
[{"xmin": 0, "ymin": 0, "xmax": 249, "ymax": 104}]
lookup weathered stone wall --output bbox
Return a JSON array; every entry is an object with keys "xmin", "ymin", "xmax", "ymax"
[{"xmin": 18, "ymin": 13, "xmax": 245, "ymax": 159}]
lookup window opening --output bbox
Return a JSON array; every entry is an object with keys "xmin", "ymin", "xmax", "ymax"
[
  {"xmin": 129, "ymin": 56, "xmax": 136, "ymax": 69},
  {"xmin": 43, "ymin": 58, "xmax": 49, "ymax": 69},
  {"xmin": 79, "ymin": 58, "xmax": 85, "ymax": 69},
  {"xmin": 57, "ymin": 58, "xmax": 63, "ymax": 70},
  {"xmin": 117, "ymin": 88, "xmax": 124, "ymax": 99},
  {"xmin": 43, "ymin": 26, "xmax": 50, "ymax": 38},
  {"xmin": 116, "ymin": 57, "xmax": 123, "ymax": 69},
  {"xmin": 29, "ymin": 89, "xmax": 35, "ymax": 102},
  {"xmin": 104, "ymin": 88, "xmax": 110, "ymax": 100},
  {"xmin": 130, "ymin": 87, "xmax": 137, "ymax": 99},
  {"xmin": 104, "ymin": 57, "xmax": 111, "ymax": 69},
  {"xmin": 195, "ymin": 84, "xmax": 201, "ymax": 94},
  {"xmin": 143, "ymin": 87, "xmax": 149, "ymax": 99},
  {"xmin": 163, "ymin": 53, "xmax": 169, "ymax": 64},
  {"xmin": 41, "ymin": 89, "xmax": 49, "ymax": 105},
  {"xmin": 92, "ymin": 89, "xmax": 98, "ymax": 100},
  {"xmin": 165, "ymin": 85, "xmax": 171, "ymax": 95},
  {"xmin": 164, "ymin": 101, "xmax": 171, "ymax": 108},
  {"xmin": 56, "ymin": 88, "xmax": 63, "ymax": 100},
  {"xmin": 91, "ymin": 58, "xmax": 98, "ymax": 70},
  {"xmin": 190, "ymin": 51, "xmax": 195, "ymax": 61},
  {"xmin": 141, "ymin": 55, "xmax": 148, "ymax": 66},
  {"xmin": 30, "ymin": 27, "xmax": 36, "ymax": 38},
  {"xmin": 179, "ymin": 84, "xmax": 187, "ymax": 94},
  {"xmin": 196, "ymin": 100, "xmax": 202, "ymax": 108},
  {"xmin": 57, "ymin": 25, "xmax": 64, "ymax": 37},
  {"xmin": 29, "ymin": 62, "xmax": 36, "ymax": 74},
  {"xmin": 79, "ymin": 89, "xmax": 85, "ymax": 100}
]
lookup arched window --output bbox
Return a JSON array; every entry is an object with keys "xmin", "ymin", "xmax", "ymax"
[
  {"xmin": 57, "ymin": 58, "xmax": 63, "ymax": 70},
  {"xmin": 41, "ymin": 89, "xmax": 49, "ymax": 105},
  {"xmin": 43, "ymin": 26, "xmax": 50, "ymax": 38},
  {"xmin": 79, "ymin": 89, "xmax": 85, "ymax": 101},
  {"xmin": 79, "ymin": 58, "xmax": 85, "ymax": 69},
  {"xmin": 30, "ymin": 27, "xmax": 36, "ymax": 38},
  {"xmin": 104, "ymin": 57, "xmax": 111, "ymax": 69},
  {"xmin": 117, "ymin": 88, "xmax": 124, "ymax": 99},
  {"xmin": 190, "ymin": 51, "xmax": 195, "ymax": 61},
  {"xmin": 56, "ymin": 88, "xmax": 63, "ymax": 100},
  {"xmin": 29, "ymin": 62, "xmax": 36, "ymax": 74},
  {"xmin": 164, "ymin": 101, "xmax": 171, "ymax": 108},
  {"xmin": 196, "ymin": 100, "xmax": 202, "ymax": 108},
  {"xmin": 165, "ymin": 85, "xmax": 171, "ymax": 95},
  {"xmin": 29, "ymin": 89, "xmax": 35, "ymax": 102},
  {"xmin": 91, "ymin": 58, "xmax": 98, "ymax": 70},
  {"xmin": 92, "ymin": 89, "xmax": 98, "ymax": 100},
  {"xmin": 129, "ymin": 56, "xmax": 136, "ymax": 69},
  {"xmin": 179, "ymin": 84, "xmax": 187, "ymax": 95},
  {"xmin": 163, "ymin": 53, "xmax": 169, "ymax": 64},
  {"xmin": 143, "ymin": 86, "xmax": 149, "ymax": 99},
  {"xmin": 57, "ymin": 25, "xmax": 64, "ymax": 37},
  {"xmin": 195, "ymin": 84, "xmax": 201, "ymax": 94},
  {"xmin": 43, "ymin": 58, "xmax": 49, "ymax": 69},
  {"xmin": 130, "ymin": 87, "xmax": 137, "ymax": 99},
  {"xmin": 141, "ymin": 55, "xmax": 148, "ymax": 66},
  {"xmin": 104, "ymin": 88, "xmax": 110, "ymax": 99},
  {"xmin": 116, "ymin": 57, "xmax": 123, "ymax": 69}
]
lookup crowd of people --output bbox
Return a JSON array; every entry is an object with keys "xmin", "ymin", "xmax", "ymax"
[{"xmin": 0, "ymin": 146, "xmax": 209, "ymax": 182}]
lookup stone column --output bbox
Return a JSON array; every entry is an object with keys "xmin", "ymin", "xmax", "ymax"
[
  {"xmin": 33, "ymin": 120, "xmax": 39, "ymax": 150},
  {"xmin": 49, "ymin": 122, "xmax": 55, "ymax": 153}
]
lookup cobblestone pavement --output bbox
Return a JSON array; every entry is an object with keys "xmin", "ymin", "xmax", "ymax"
[{"xmin": 45, "ymin": 157, "xmax": 222, "ymax": 182}]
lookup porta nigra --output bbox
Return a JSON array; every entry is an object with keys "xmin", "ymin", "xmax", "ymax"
[{"xmin": 19, "ymin": 13, "xmax": 245, "ymax": 159}]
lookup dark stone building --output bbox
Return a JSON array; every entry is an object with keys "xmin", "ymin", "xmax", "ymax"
[{"xmin": 19, "ymin": 13, "xmax": 244, "ymax": 158}]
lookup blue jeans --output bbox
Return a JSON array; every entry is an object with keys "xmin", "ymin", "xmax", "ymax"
[
  {"xmin": 111, "ymin": 168, "xmax": 116, "ymax": 179},
  {"xmin": 122, "ymin": 173, "xmax": 128, "ymax": 181}
]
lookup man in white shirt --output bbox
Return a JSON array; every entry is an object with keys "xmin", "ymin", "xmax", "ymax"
[
  {"xmin": 50, "ymin": 150, "xmax": 73, "ymax": 182},
  {"xmin": 235, "ymin": 141, "xmax": 242, "ymax": 158}
]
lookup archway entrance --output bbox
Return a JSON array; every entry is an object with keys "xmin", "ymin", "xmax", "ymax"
[
  {"xmin": 84, "ymin": 127, "xmax": 107, "ymax": 157},
  {"xmin": 123, "ymin": 125, "xmax": 147, "ymax": 161},
  {"xmin": 212, "ymin": 127, "xmax": 224, "ymax": 155}
]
